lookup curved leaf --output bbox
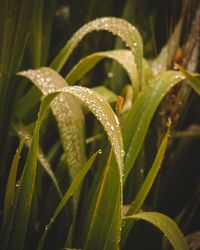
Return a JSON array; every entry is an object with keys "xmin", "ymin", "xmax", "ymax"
[
  {"xmin": 18, "ymin": 67, "xmax": 86, "ymax": 193},
  {"xmin": 18, "ymin": 68, "xmax": 86, "ymax": 242},
  {"xmin": 19, "ymin": 68, "xmax": 125, "ymax": 250},
  {"xmin": 124, "ymin": 212, "xmax": 188, "ymax": 250},
  {"xmin": 123, "ymin": 70, "xmax": 185, "ymax": 181},
  {"xmin": 67, "ymin": 50, "xmax": 152, "ymax": 94},
  {"xmin": 66, "ymin": 49, "xmax": 139, "ymax": 93},
  {"xmin": 50, "ymin": 17, "xmax": 144, "ymax": 87},
  {"xmin": 19, "ymin": 68, "xmax": 124, "ymax": 186}
]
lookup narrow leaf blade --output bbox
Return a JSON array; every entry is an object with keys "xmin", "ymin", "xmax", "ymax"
[
  {"xmin": 124, "ymin": 212, "xmax": 188, "ymax": 250},
  {"xmin": 50, "ymin": 17, "xmax": 144, "ymax": 86},
  {"xmin": 66, "ymin": 49, "xmax": 139, "ymax": 93},
  {"xmin": 123, "ymin": 71, "xmax": 185, "ymax": 181},
  {"xmin": 37, "ymin": 150, "xmax": 101, "ymax": 250},
  {"xmin": 3, "ymin": 138, "xmax": 26, "ymax": 221},
  {"xmin": 7, "ymin": 92, "xmax": 59, "ymax": 250}
]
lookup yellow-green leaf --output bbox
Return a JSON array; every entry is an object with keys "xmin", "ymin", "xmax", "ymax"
[
  {"xmin": 51, "ymin": 17, "xmax": 144, "ymax": 86},
  {"xmin": 124, "ymin": 212, "xmax": 188, "ymax": 250}
]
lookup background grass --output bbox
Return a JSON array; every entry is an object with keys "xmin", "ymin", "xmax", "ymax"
[{"xmin": 0, "ymin": 0, "xmax": 200, "ymax": 249}]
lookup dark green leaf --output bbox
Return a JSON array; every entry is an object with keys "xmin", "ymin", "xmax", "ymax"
[
  {"xmin": 122, "ymin": 130, "xmax": 169, "ymax": 244},
  {"xmin": 37, "ymin": 150, "xmax": 101, "ymax": 250},
  {"xmin": 6, "ymin": 92, "xmax": 59, "ymax": 250}
]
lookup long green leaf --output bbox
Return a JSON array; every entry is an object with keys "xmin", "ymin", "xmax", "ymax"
[
  {"xmin": 50, "ymin": 17, "xmax": 144, "ymax": 87},
  {"xmin": 37, "ymin": 150, "xmax": 101, "ymax": 250},
  {"xmin": 19, "ymin": 68, "xmax": 124, "ymax": 185},
  {"xmin": 121, "ymin": 130, "xmax": 169, "ymax": 245},
  {"xmin": 18, "ymin": 68, "xmax": 86, "ymax": 206},
  {"xmin": 82, "ymin": 152, "xmax": 121, "ymax": 250},
  {"xmin": 6, "ymin": 92, "xmax": 59, "ymax": 250},
  {"xmin": 67, "ymin": 50, "xmax": 152, "ymax": 94},
  {"xmin": 19, "ymin": 68, "xmax": 124, "ymax": 250},
  {"xmin": 2, "ymin": 138, "xmax": 26, "ymax": 227},
  {"xmin": 123, "ymin": 71, "xmax": 185, "ymax": 181},
  {"xmin": 28, "ymin": 0, "xmax": 43, "ymax": 67},
  {"xmin": 124, "ymin": 212, "xmax": 188, "ymax": 250}
]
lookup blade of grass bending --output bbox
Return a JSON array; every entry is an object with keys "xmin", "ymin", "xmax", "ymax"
[
  {"xmin": 19, "ymin": 68, "xmax": 124, "ymax": 188},
  {"xmin": 16, "ymin": 17, "xmax": 144, "ymax": 120},
  {"xmin": 2, "ymin": 138, "xmax": 26, "ymax": 229},
  {"xmin": 66, "ymin": 49, "xmax": 139, "ymax": 93},
  {"xmin": 121, "ymin": 129, "xmax": 169, "ymax": 245},
  {"xmin": 15, "ymin": 85, "xmax": 117, "ymax": 120},
  {"xmin": 67, "ymin": 50, "xmax": 152, "ymax": 95},
  {"xmin": 37, "ymin": 150, "xmax": 101, "ymax": 250},
  {"xmin": 123, "ymin": 71, "xmax": 185, "ymax": 182},
  {"xmin": 123, "ymin": 212, "xmax": 188, "ymax": 250},
  {"xmin": 6, "ymin": 92, "xmax": 59, "ymax": 250},
  {"xmin": 19, "ymin": 68, "xmax": 124, "ymax": 250},
  {"xmin": 83, "ymin": 95, "xmax": 124, "ymax": 250},
  {"xmin": 18, "ymin": 67, "xmax": 86, "ymax": 222},
  {"xmin": 50, "ymin": 17, "xmax": 144, "ymax": 87}
]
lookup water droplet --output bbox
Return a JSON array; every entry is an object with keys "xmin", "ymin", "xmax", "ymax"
[
  {"xmin": 107, "ymin": 72, "xmax": 113, "ymax": 78},
  {"xmin": 16, "ymin": 181, "xmax": 21, "ymax": 187},
  {"xmin": 50, "ymin": 218, "xmax": 54, "ymax": 223}
]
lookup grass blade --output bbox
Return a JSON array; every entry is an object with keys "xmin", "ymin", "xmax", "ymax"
[
  {"xmin": 82, "ymin": 152, "xmax": 120, "ymax": 250},
  {"xmin": 50, "ymin": 17, "xmax": 144, "ymax": 86},
  {"xmin": 37, "ymin": 150, "xmax": 101, "ymax": 250},
  {"xmin": 19, "ymin": 68, "xmax": 124, "ymax": 186},
  {"xmin": 19, "ymin": 68, "xmax": 125, "ymax": 250},
  {"xmin": 124, "ymin": 212, "xmax": 188, "ymax": 250},
  {"xmin": 18, "ymin": 67, "xmax": 86, "ymax": 216},
  {"xmin": 0, "ymin": 0, "xmax": 36, "ymax": 169},
  {"xmin": 66, "ymin": 49, "xmax": 139, "ymax": 93},
  {"xmin": 123, "ymin": 71, "xmax": 185, "ymax": 181},
  {"xmin": 2, "ymin": 138, "xmax": 26, "ymax": 226},
  {"xmin": 6, "ymin": 92, "xmax": 59, "ymax": 250}
]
